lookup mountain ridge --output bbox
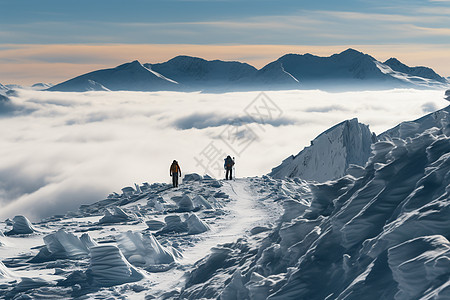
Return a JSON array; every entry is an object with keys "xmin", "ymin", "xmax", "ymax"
[
  {"xmin": 48, "ymin": 60, "xmax": 179, "ymax": 92},
  {"xmin": 269, "ymin": 118, "xmax": 377, "ymax": 181},
  {"xmin": 48, "ymin": 48, "xmax": 449, "ymax": 92},
  {"xmin": 271, "ymin": 103, "xmax": 450, "ymax": 182}
]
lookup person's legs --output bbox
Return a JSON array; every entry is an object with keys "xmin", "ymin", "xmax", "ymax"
[
  {"xmin": 172, "ymin": 174, "xmax": 177, "ymax": 187},
  {"xmin": 175, "ymin": 174, "xmax": 179, "ymax": 187},
  {"xmin": 229, "ymin": 167, "xmax": 233, "ymax": 180},
  {"xmin": 225, "ymin": 169, "xmax": 230, "ymax": 180}
]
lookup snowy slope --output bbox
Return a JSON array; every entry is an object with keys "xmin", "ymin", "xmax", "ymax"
[
  {"xmin": 0, "ymin": 86, "xmax": 9, "ymax": 104},
  {"xmin": 0, "ymin": 177, "xmax": 282, "ymax": 299},
  {"xmin": 48, "ymin": 49, "xmax": 448, "ymax": 92},
  {"xmin": 1, "ymin": 104, "xmax": 450, "ymax": 299},
  {"xmin": 380, "ymin": 105, "xmax": 450, "ymax": 140},
  {"xmin": 48, "ymin": 60, "xmax": 179, "ymax": 92},
  {"xmin": 256, "ymin": 49, "xmax": 449, "ymax": 90},
  {"xmin": 179, "ymin": 117, "xmax": 450, "ymax": 300},
  {"xmin": 270, "ymin": 118, "xmax": 376, "ymax": 181},
  {"xmin": 271, "ymin": 104, "xmax": 450, "ymax": 182},
  {"xmin": 257, "ymin": 49, "xmax": 389, "ymax": 87},
  {"xmin": 147, "ymin": 56, "xmax": 258, "ymax": 91},
  {"xmin": 4, "ymin": 84, "xmax": 23, "ymax": 90},
  {"xmin": 31, "ymin": 83, "xmax": 53, "ymax": 90},
  {"xmin": 384, "ymin": 58, "xmax": 447, "ymax": 83},
  {"xmin": 374, "ymin": 61, "xmax": 448, "ymax": 89}
]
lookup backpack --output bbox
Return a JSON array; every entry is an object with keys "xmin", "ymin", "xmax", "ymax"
[
  {"xmin": 224, "ymin": 157, "xmax": 234, "ymax": 168},
  {"xmin": 171, "ymin": 163, "xmax": 179, "ymax": 173}
]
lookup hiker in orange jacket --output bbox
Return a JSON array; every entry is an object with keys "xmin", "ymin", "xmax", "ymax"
[{"xmin": 170, "ymin": 160, "xmax": 181, "ymax": 187}]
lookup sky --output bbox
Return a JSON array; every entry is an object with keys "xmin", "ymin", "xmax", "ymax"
[
  {"xmin": 0, "ymin": 0, "xmax": 450, "ymax": 84},
  {"xmin": 0, "ymin": 89, "xmax": 447, "ymax": 220}
]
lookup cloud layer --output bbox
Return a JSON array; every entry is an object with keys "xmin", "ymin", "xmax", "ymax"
[{"xmin": 0, "ymin": 89, "xmax": 447, "ymax": 221}]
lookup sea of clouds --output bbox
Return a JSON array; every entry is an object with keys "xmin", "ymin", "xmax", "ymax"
[{"xmin": 0, "ymin": 88, "xmax": 447, "ymax": 220}]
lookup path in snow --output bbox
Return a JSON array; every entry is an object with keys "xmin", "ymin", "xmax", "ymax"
[{"xmin": 133, "ymin": 178, "xmax": 282, "ymax": 299}]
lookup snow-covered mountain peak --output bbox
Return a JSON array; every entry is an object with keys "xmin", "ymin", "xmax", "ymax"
[
  {"xmin": 332, "ymin": 48, "xmax": 374, "ymax": 61},
  {"xmin": 47, "ymin": 49, "xmax": 448, "ymax": 92},
  {"xmin": 48, "ymin": 59, "xmax": 179, "ymax": 92},
  {"xmin": 31, "ymin": 83, "xmax": 53, "ymax": 90},
  {"xmin": 270, "ymin": 118, "xmax": 376, "ymax": 181},
  {"xmin": 116, "ymin": 60, "xmax": 145, "ymax": 70},
  {"xmin": 160, "ymin": 55, "xmax": 207, "ymax": 65},
  {"xmin": 384, "ymin": 57, "xmax": 447, "ymax": 83},
  {"xmin": 0, "ymin": 83, "xmax": 9, "ymax": 102},
  {"xmin": 384, "ymin": 57, "xmax": 404, "ymax": 66},
  {"xmin": 148, "ymin": 55, "xmax": 258, "ymax": 91}
]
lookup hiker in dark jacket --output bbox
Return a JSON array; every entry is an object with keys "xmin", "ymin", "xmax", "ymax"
[
  {"xmin": 170, "ymin": 160, "xmax": 181, "ymax": 187},
  {"xmin": 224, "ymin": 155, "xmax": 235, "ymax": 180}
]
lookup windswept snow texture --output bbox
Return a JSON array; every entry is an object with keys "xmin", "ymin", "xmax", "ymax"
[
  {"xmin": 179, "ymin": 123, "xmax": 450, "ymax": 300},
  {"xmin": 380, "ymin": 105, "xmax": 450, "ymax": 140},
  {"xmin": 4, "ymin": 215, "xmax": 36, "ymax": 235},
  {"xmin": 270, "ymin": 118, "xmax": 376, "ymax": 181},
  {"xmin": 99, "ymin": 206, "xmax": 137, "ymax": 224},
  {"xmin": 48, "ymin": 49, "xmax": 449, "ymax": 92},
  {"xmin": 88, "ymin": 245, "xmax": 145, "ymax": 287},
  {"xmin": 45, "ymin": 230, "xmax": 94, "ymax": 259},
  {"xmin": 0, "ymin": 262, "xmax": 15, "ymax": 280},
  {"xmin": 0, "ymin": 174, "xmax": 281, "ymax": 299},
  {"xmin": 117, "ymin": 231, "xmax": 177, "ymax": 267},
  {"xmin": 1, "ymin": 104, "xmax": 450, "ymax": 299}
]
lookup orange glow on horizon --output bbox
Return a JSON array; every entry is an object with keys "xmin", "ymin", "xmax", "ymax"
[{"xmin": 0, "ymin": 44, "xmax": 449, "ymax": 85}]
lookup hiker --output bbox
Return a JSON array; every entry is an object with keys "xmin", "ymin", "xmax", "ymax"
[
  {"xmin": 170, "ymin": 160, "xmax": 181, "ymax": 187},
  {"xmin": 224, "ymin": 155, "xmax": 235, "ymax": 180}
]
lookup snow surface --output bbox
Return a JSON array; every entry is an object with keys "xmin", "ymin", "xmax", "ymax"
[
  {"xmin": 270, "ymin": 118, "xmax": 376, "ymax": 181},
  {"xmin": 147, "ymin": 56, "xmax": 257, "ymax": 92},
  {"xmin": 374, "ymin": 61, "xmax": 448, "ymax": 90},
  {"xmin": 271, "ymin": 101, "xmax": 450, "ymax": 182},
  {"xmin": 0, "ymin": 175, "xmax": 282, "ymax": 299},
  {"xmin": 1, "ymin": 100, "xmax": 450, "ymax": 298},
  {"xmin": 48, "ymin": 60, "xmax": 179, "ymax": 92},
  {"xmin": 4, "ymin": 215, "xmax": 36, "ymax": 236},
  {"xmin": 30, "ymin": 83, "xmax": 53, "ymax": 90},
  {"xmin": 384, "ymin": 58, "xmax": 447, "ymax": 83},
  {"xmin": 380, "ymin": 105, "xmax": 450, "ymax": 140},
  {"xmin": 178, "ymin": 116, "xmax": 450, "ymax": 300}
]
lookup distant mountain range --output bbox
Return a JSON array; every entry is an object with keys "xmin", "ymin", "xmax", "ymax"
[
  {"xmin": 41, "ymin": 48, "xmax": 448, "ymax": 92},
  {"xmin": 0, "ymin": 83, "xmax": 53, "ymax": 92}
]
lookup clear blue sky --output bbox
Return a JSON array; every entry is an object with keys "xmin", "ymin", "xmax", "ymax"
[{"xmin": 0, "ymin": 0, "xmax": 449, "ymax": 84}]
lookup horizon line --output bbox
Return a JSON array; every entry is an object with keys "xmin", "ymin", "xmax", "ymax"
[{"xmin": 0, "ymin": 43, "xmax": 449, "ymax": 85}]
